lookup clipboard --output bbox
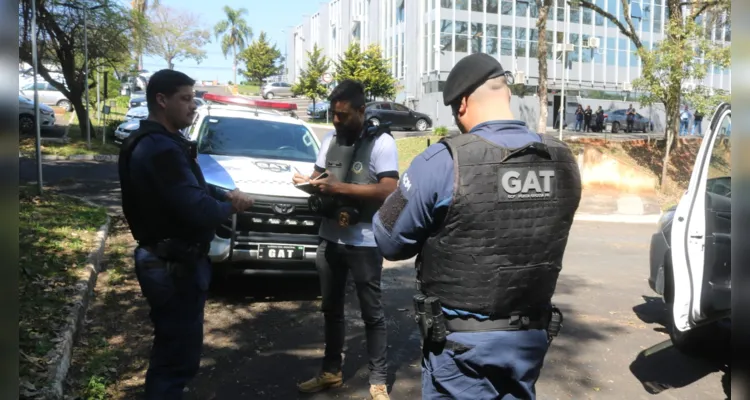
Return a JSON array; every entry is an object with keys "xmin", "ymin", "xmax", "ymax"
[{"xmin": 293, "ymin": 172, "xmax": 329, "ymax": 194}]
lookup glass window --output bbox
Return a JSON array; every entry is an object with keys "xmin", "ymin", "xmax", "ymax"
[
  {"xmin": 571, "ymin": 7, "xmax": 580, "ymax": 23},
  {"xmin": 440, "ymin": 19, "xmax": 453, "ymax": 51},
  {"xmin": 455, "ymin": 21, "xmax": 469, "ymax": 52},
  {"xmin": 487, "ymin": 24, "xmax": 498, "ymax": 38},
  {"xmin": 569, "ymin": 33, "xmax": 579, "ymax": 62},
  {"xmin": 653, "ymin": 5, "xmax": 662, "ymax": 32},
  {"xmin": 595, "ymin": 0, "xmax": 605, "ymax": 25},
  {"xmin": 197, "ymin": 117, "xmax": 319, "ymax": 162},
  {"xmin": 501, "ymin": 26, "xmax": 512, "ymax": 39},
  {"xmin": 487, "ymin": 0, "xmax": 498, "ymax": 13},
  {"xmin": 607, "ymin": 0, "xmax": 617, "ymax": 27},
  {"xmin": 441, "ymin": 0, "xmax": 452, "ymax": 7},
  {"xmin": 501, "ymin": 0, "xmax": 512, "ymax": 15},
  {"xmin": 631, "ymin": 51, "xmax": 639, "ymax": 67},
  {"xmin": 456, "ymin": 0, "xmax": 468, "ymax": 10},
  {"xmin": 583, "ymin": 8, "xmax": 592, "ymax": 24},
  {"xmin": 516, "ymin": 27, "xmax": 527, "ymax": 57},
  {"xmin": 594, "ymin": 36, "xmax": 604, "ymax": 64},
  {"xmin": 530, "ymin": 2, "xmax": 539, "ymax": 18},
  {"xmin": 487, "ymin": 38, "xmax": 498, "ymax": 56},
  {"xmin": 471, "ymin": 23, "xmax": 483, "ymax": 53},
  {"xmin": 606, "ymin": 37, "xmax": 616, "ymax": 65},
  {"xmin": 471, "ymin": 0, "xmax": 483, "ymax": 12},
  {"xmin": 515, "ymin": 1, "xmax": 528, "ymax": 17},
  {"xmin": 392, "ymin": 103, "xmax": 409, "ymax": 112}
]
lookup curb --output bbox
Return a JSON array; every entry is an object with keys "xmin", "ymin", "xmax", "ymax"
[{"xmin": 42, "ymin": 196, "xmax": 110, "ymax": 400}]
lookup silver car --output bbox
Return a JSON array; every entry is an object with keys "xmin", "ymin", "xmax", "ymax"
[
  {"xmin": 19, "ymin": 95, "xmax": 56, "ymax": 132},
  {"xmin": 125, "ymin": 106, "xmax": 148, "ymax": 120},
  {"xmin": 261, "ymin": 82, "xmax": 294, "ymax": 99},
  {"xmin": 604, "ymin": 109, "xmax": 653, "ymax": 133},
  {"xmin": 114, "ymin": 119, "xmax": 140, "ymax": 144},
  {"xmin": 19, "ymin": 81, "xmax": 73, "ymax": 111}
]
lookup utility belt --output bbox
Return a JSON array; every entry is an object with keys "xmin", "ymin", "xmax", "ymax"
[
  {"xmin": 139, "ymin": 238, "xmax": 210, "ymax": 277},
  {"xmin": 308, "ymin": 194, "xmax": 373, "ymax": 227},
  {"xmin": 413, "ymin": 294, "xmax": 563, "ymax": 350}
]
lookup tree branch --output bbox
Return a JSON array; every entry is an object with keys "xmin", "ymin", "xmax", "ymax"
[{"xmin": 571, "ymin": 0, "xmax": 642, "ymax": 48}]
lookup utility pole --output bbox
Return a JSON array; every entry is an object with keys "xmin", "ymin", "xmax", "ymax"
[
  {"xmin": 31, "ymin": 0, "xmax": 43, "ymax": 194},
  {"xmin": 84, "ymin": 4, "xmax": 90, "ymax": 149},
  {"xmin": 558, "ymin": 0, "xmax": 568, "ymax": 141}
]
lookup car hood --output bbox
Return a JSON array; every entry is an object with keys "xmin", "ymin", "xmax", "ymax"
[
  {"xmin": 198, "ymin": 154, "xmax": 317, "ymax": 198},
  {"xmin": 118, "ymin": 119, "xmax": 141, "ymax": 131}
]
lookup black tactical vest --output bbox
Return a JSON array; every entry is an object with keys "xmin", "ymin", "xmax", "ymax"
[
  {"xmin": 322, "ymin": 124, "xmax": 391, "ymax": 222},
  {"xmin": 118, "ymin": 126, "xmax": 208, "ymax": 244},
  {"xmin": 419, "ymin": 133, "xmax": 582, "ymax": 317}
]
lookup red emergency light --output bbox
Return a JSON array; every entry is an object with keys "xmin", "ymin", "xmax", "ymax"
[{"xmin": 202, "ymin": 93, "xmax": 297, "ymax": 111}]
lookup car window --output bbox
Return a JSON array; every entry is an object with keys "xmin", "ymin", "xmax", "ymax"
[
  {"xmin": 196, "ymin": 117, "xmax": 319, "ymax": 162},
  {"xmin": 392, "ymin": 103, "xmax": 409, "ymax": 112},
  {"xmin": 379, "ymin": 103, "xmax": 392, "ymax": 110}
]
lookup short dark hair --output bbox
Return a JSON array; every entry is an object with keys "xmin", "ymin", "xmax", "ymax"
[
  {"xmin": 146, "ymin": 69, "xmax": 196, "ymax": 113},
  {"xmin": 327, "ymin": 79, "xmax": 366, "ymax": 110}
]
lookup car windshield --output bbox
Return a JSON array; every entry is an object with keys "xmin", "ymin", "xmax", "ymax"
[
  {"xmin": 19, "ymin": 95, "xmax": 32, "ymax": 104},
  {"xmin": 196, "ymin": 116, "xmax": 319, "ymax": 162}
]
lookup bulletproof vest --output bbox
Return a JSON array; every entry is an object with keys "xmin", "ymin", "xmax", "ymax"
[
  {"xmin": 418, "ymin": 133, "xmax": 582, "ymax": 317},
  {"xmin": 118, "ymin": 127, "xmax": 207, "ymax": 244},
  {"xmin": 322, "ymin": 123, "xmax": 391, "ymax": 223}
]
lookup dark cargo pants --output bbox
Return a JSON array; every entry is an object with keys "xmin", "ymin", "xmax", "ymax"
[
  {"xmin": 134, "ymin": 246, "xmax": 211, "ymax": 400},
  {"xmin": 422, "ymin": 329, "xmax": 550, "ymax": 399},
  {"xmin": 316, "ymin": 239, "xmax": 388, "ymax": 385}
]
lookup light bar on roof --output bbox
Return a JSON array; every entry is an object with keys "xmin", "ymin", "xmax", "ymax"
[{"xmin": 202, "ymin": 93, "xmax": 298, "ymax": 111}]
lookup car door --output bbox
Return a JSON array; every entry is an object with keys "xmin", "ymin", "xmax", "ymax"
[
  {"xmin": 391, "ymin": 103, "xmax": 414, "ymax": 129},
  {"xmin": 670, "ymin": 102, "xmax": 731, "ymax": 332}
]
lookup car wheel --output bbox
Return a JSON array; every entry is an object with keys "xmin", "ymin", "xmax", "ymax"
[
  {"xmin": 19, "ymin": 114, "xmax": 34, "ymax": 133},
  {"xmin": 56, "ymin": 99, "xmax": 72, "ymax": 111},
  {"xmin": 612, "ymin": 122, "xmax": 620, "ymax": 133},
  {"xmin": 415, "ymin": 118, "xmax": 428, "ymax": 132},
  {"xmin": 265, "ymin": 92, "xmax": 275, "ymax": 100},
  {"xmin": 369, "ymin": 117, "xmax": 380, "ymax": 126}
]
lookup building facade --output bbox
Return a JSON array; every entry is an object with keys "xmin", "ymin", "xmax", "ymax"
[{"xmin": 288, "ymin": 0, "xmax": 731, "ymax": 128}]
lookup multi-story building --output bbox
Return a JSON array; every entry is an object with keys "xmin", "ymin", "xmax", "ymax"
[{"xmin": 288, "ymin": 0, "xmax": 731, "ymax": 128}]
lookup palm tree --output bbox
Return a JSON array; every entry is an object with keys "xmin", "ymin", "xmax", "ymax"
[
  {"xmin": 213, "ymin": 6, "xmax": 253, "ymax": 85},
  {"xmin": 131, "ymin": 0, "xmax": 156, "ymax": 70}
]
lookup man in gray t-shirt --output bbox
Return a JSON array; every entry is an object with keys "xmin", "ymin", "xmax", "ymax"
[{"xmin": 292, "ymin": 80, "xmax": 398, "ymax": 400}]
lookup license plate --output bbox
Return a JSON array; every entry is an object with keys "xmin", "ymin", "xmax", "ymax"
[{"xmin": 257, "ymin": 244, "xmax": 305, "ymax": 260}]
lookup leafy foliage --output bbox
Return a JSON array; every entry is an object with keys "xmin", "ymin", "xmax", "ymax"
[
  {"xmin": 213, "ymin": 6, "xmax": 253, "ymax": 84},
  {"xmin": 361, "ymin": 44, "xmax": 398, "ymax": 100},
  {"xmin": 238, "ymin": 32, "xmax": 283, "ymax": 84},
  {"xmin": 292, "ymin": 44, "xmax": 330, "ymax": 105},
  {"xmin": 333, "ymin": 42, "xmax": 366, "ymax": 84},
  {"xmin": 146, "ymin": 4, "xmax": 210, "ymax": 69}
]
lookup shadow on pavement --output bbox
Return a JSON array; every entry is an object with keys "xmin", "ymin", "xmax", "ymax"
[{"xmin": 630, "ymin": 296, "xmax": 730, "ymax": 398}]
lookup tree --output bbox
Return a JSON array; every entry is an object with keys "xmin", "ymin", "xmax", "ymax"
[
  {"xmin": 18, "ymin": 0, "xmax": 133, "ymax": 141},
  {"xmin": 573, "ymin": 0, "xmax": 730, "ymax": 189},
  {"xmin": 292, "ymin": 44, "xmax": 330, "ymax": 113},
  {"xmin": 146, "ymin": 5, "xmax": 210, "ymax": 69},
  {"xmin": 361, "ymin": 44, "xmax": 398, "ymax": 101},
  {"xmin": 214, "ymin": 6, "xmax": 253, "ymax": 86},
  {"xmin": 238, "ymin": 31, "xmax": 283, "ymax": 84},
  {"xmin": 535, "ymin": 0, "xmax": 554, "ymax": 133},
  {"xmin": 333, "ymin": 42, "xmax": 366, "ymax": 84},
  {"xmin": 130, "ymin": 0, "xmax": 156, "ymax": 70}
]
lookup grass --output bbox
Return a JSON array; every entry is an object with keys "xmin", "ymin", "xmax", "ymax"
[
  {"xmin": 237, "ymin": 84, "xmax": 260, "ymax": 96},
  {"xmin": 20, "ymin": 124, "xmax": 121, "ymax": 156},
  {"xmin": 18, "ymin": 186, "xmax": 108, "ymax": 395},
  {"xmin": 395, "ymin": 135, "xmax": 442, "ymax": 173}
]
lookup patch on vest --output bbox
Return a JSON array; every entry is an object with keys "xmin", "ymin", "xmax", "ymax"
[
  {"xmin": 379, "ymin": 187, "xmax": 408, "ymax": 233},
  {"xmin": 351, "ymin": 161, "xmax": 364, "ymax": 174},
  {"xmin": 497, "ymin": 168, "xmax": 555, "ymax": 201}
]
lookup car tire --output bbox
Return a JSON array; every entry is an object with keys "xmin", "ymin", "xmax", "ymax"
[
  {"xmin": 612, "ymin": 122, "xmax": 620, "ymax": 133},
  {"xmin": 56, "ymin": 99, "xmax": 72, "ymax": 111},
  {"xmin": 19, "ymin": 114, "xmax": 34, "ymax": 133},
  {"xmin": 265, "ymin": 92, "xmax": 275, "ymax": 100},
  {"xmin": 368, "ymin": 117, "xmax": 380, "ymax": 126},
  {"xmin": 415, "ymin": 118, "xmax": 428, "ymax": 132}
]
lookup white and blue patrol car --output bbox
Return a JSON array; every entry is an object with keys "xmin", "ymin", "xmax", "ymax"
[{"xmin": 186, "ymin": 95, "xmax": 322, "ymax": 276}]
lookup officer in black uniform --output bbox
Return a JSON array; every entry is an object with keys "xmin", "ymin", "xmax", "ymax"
[
  {"xmin": 118, "ymin": 69, "xmax": 253, "ymax": 399},
  {"xmin": 372, "ymin": 53, "xmax": 582, "ymax": 399}
]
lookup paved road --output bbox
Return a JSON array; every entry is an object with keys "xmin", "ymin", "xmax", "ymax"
[{"xmin": 22, "ymin": 160, "xmax": 729, "ymax": 399}]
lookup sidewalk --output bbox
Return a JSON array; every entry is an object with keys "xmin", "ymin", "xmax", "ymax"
[{"xmin": 575, "ymin": 190, "xmax": 662, "ymax": 224}]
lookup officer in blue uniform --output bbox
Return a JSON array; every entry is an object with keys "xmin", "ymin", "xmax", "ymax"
[
  {"xmin": 118, "ymin": 69, "xmax": 253, "ymax": 399},
  {"xmin": 372, "ymin": 53, "xmax": 582, "ymax": 399}
]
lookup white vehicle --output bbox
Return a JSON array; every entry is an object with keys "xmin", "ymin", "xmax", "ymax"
[
  {"xmin": 18, "ymin": 94, "xmax": 56, "ymax": 132},
  {"xmin": 648, "ymin": 102, "xmax": 731, "ymax": 353},
  {"xmin": 125, "ymin": 106, "xmax": 148, "ymax": 121},
  {"xmin": 186, "ymin": 94, "xmax": 321, "ymax": 276},
  {"xmin": 113, "ymin": 119, "xmax": 141, "ymax": 144}
]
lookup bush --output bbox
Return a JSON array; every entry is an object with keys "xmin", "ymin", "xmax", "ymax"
[
  {"xmin": 113, "ymin": 96, "xmax": 130, "ymax": 109},
  {"xmin": 434, "ymin": 126, "xmax": 449, "ymax": 136}
]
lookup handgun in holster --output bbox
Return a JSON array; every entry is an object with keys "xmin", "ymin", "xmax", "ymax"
[
  {"xmin": 152, "ymin": 239, "xmax": 206, "ymax": 277},
  {"xmin": 413, "ymin": 294, "xmax": 447, "ymax": 345},
  {"xmin": 547, "ymin": 305, "xmax": 564, "ymax": 342}
]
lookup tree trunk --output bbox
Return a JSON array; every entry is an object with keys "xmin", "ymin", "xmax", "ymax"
[
  {"xmin": 536, "ymin": 2, "xmax": 551, "ymax": 134},
  {"xmin": 660, "ymin": 101, "xmax": 680, "ymax": 189},
  {"xmin": 232, "ymin": 45, "xmax": 237, "ymax": 85},
  {"xmin": 70, "ymin": 91, "xmax": 93, "ymax": 141}
]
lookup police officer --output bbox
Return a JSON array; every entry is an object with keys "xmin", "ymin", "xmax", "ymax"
[
  {"xmin": 372, "ymin": 53, "xmax": 582, "ymax": 399},
  {"xmin": 292, "ymin": 79, "xmax": 399, "ymax": 400},
  {"xmin": 118, "ymin": 69, "xmax": 254, "ymax": 399}
]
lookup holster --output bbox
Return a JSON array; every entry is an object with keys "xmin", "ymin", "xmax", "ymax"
[
  {"xmin": 413, "ymin": 295, "xmax": 447, "ymax": 346},
  {"xmin": 143, "ymin": 239, "xmax": 208, "ymax": 277}
]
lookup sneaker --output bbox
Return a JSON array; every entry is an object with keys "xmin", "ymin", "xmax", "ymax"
[
  {"xmin": 297, "ymin": 371, "xmax": 343, "ymax": 393},
  {"xmin": 370, "ymin": 384, "xmax": 390, "ymax": 400}
]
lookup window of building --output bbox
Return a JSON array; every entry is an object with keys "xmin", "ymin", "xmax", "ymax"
[
  {"xmin": 618, "ymin": 38, "xmax": 627, "ymax": 67},
  {"xmin": 570, "ymin": 5, "xmax": 580, "ymax": 23},
  {"xmin": 455, "ymin": 21, "xmax": 469, "ymax": 52},
  {"xmin": 501, "ymin": 0, "xmax": 512, "ymax": 15},
  {"xmin": 653, "ymin": 2, "xmax": 663, "ymax": 33},
  {"xmin": 556, "ymin": 0, "xmax": 564, "ymax": 22},
  {"xmin": 501, "ymin": 26, "xmax": 512, "ymax": 56},
  {"xmin": 430, "ymin": 20, "xmax": 436, "ymax": 69},
  {"xmin": 486, "ymin": 24, "xmax": 498, "ymax": 56},
  {"xmin": 582, "ymin": 7, "xmax": 592, "ymax": 24},
  {"xmin": 581, "ymin": 34, "xmax": 592, "ymax": 63},
  {"xmin": 607, "ymin": 0, "xmax": 617, "ymax": 27},
  {"xmin": 642, "ymin": 2, "xmax": 651, "ymax": 33},
  {"xmin": 529, "ymin": 28, "xmax": 553, "ymax": 60},
  {"xmin": 593, "ymin": 36, "xmax": 604, "ymax": 64},
  {"xmin": 424, "ymin": 22, "xmax": 429, "ymax": 72},
  {"xmin": 516, "ymin": 27, "xmax": 527, "ymax": 57},
  {"xmin": 515, "ymin": 1, "xmax": 528, "ymax": 17},
  {"xmin": 568, "ymin": 33, "xmax": 579, "ymax": 63},
  {"xmin": 440, "ymin": 19, "xmax": 453, "ymax": 52},
  {"xmin": 456, "ymin": 0, "xmax": 468, "ymax": 11},
  {"xmin": 397, "ymin": 2, "xmax": 405, "ymax": 23},
  {"xmin": 529, "ymin": 2, "xmax": 539, "ymax": 18},
  {"xmin": 595, "ymin": 0, "xmax": 605, "ymax": 26},
  {"xmin": 471, "ymin": 0, "xmax": 483, "ymax": 12},
  {"xmin": 606, "ymin": 37, "xmax": 616, "ymax": 66},
  {"xmin": 441, "ymin": 0, "xmax": 452, "ymax": 8},
  {"xmin": 487, "ymin": 0, "xmax": 498, "ymax": 14},
  {"xmin": 471, "ymin": 22, "xmax": 483, "ymax": 53}
]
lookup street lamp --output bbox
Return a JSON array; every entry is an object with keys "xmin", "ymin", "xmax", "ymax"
[
  {"xmin": 559, "ymin": 1, "xmax": 570, "ymax": 141},
  {"xmin": 30, "ymin": 0, "xmax": 42, "ymax": 194}
]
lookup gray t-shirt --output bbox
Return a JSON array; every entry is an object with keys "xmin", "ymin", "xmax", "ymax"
[{"xmin": 315, "ymin": 130, "xmax": 399, "ymax": 247}]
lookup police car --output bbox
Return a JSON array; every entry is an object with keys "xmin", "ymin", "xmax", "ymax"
[
  {"xmin": 648, "ymin": 102, "xmax": 731, "ymax": 353},
  {"xmin": 187, "ymin": 93, "xmax": 323, "ymax": 276}
]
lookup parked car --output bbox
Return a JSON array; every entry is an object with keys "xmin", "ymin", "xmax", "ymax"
[
  {"xmin": 604, "ymin": 109, "xmax": 652, "ymax": 133},
  {"xmin": 261, "ymin": 82, "xmax": 294, "ymax": 99},
  {"xmin": 18, "ymin": 94, "xmax": 56, "ymax": 133},
  {"xmin": 647, "ymin": 102, "xmax": 731, "ymax": 354},
  {"xmin": 364, "ymin": 101, "xmax": 432, "ymax": 131},
  {"xmin": 125, "ymin": 106, "xmax": 148, "ymax": 120},
  {"xmin": 129, "ymin": 96, "xmax": 146, "ymax": 109},
  {"xmin": 113, "ymin": 119, "xmax": 141, "ymax": 144},
  {"xmin": 19, "ymin": 81, "xmax": 72, "ymax": 111},
  {"xmin": 306, "ymin": 101, "xmax": 331, "ymax": 120}
]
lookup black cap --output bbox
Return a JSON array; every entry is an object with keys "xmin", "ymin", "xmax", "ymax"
[{"xmin": 442, "ymin": 53, "xmax": 508, "ymax": 106}]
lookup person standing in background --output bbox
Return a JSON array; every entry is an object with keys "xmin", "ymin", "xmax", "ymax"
[
  {"xmin": 692, "ymin": 109, "xmax": 704, "ymax": 136},
  {"xmin": 583, "ymin": 105, "xmax": 593, "ymax": 132}
]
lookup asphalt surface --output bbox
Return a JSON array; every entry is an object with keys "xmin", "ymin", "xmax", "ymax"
[{"xmin": 21, "ymin": 159, "xmax": 729, "ymax": 399}]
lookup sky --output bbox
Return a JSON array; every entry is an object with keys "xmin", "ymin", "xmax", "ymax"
[{"xmin": 140, "ymin": 0, "xmax": 322, "ymax": 83}]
